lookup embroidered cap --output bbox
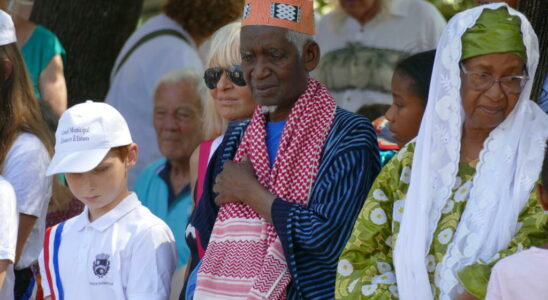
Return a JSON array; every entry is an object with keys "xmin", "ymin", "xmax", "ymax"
[
  {"xmin": 242, "ymin": 0, "xmax": 315, "ymax": 35},
  {"xmin": 0, "ymin": 10, "xmax": 16, "ymax": 46},
  {"xmin": 46, "ymin": 100, "xmax": 133, "ymax": 175}
]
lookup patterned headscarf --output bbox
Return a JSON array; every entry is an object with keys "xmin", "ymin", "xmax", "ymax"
[{"xmin": 461, "ymin": 7, "xmax": 526, "ymax": 61}]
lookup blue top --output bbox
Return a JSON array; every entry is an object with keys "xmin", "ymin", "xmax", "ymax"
[
  {"xmin": 266, "ymin": 120, "xmax": 287, "ymax": 167},
  {"xmin": 135, "ymin": 158, "xmax": 193, "ymax": 268},
  {"xmin": 21, "ymin": 25, "xmax": 66, "ymax": 99},
  {"xmin": 186, "ymin": 108, "xmax": 381, "ymax": 299},
  {"xmin": 539, "ymin": 73, "xmax": 548, "ymax": 114}
]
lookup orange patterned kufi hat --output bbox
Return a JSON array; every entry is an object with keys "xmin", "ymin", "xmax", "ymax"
[{"xmin": 242, "ymin": 0, "xmax": 315, "ymax": 35}]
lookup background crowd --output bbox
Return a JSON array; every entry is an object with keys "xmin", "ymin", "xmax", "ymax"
[{"xmin": 0, "ymin": 0, "xmax": 547, "ymax": 299}]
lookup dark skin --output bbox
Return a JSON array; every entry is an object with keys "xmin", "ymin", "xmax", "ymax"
[
  {"xmin": 537, "ymin": 183, "xmax": 548, "ymax": 249},
  {"xmin": 456, "ymin": 52, "xmax": 525, "ymax": 299},
  {"xmin": 213, "ymin": 26, "xmax": 320, "ymax": 223},
  {"xmin": 459, "ymin": 53, "xmax": 523, "ymax": 164}
]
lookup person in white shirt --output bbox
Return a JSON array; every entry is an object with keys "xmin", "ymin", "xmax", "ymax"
[
  {"xmin": 105, "ymin": 0, "xmax": 244, "ymax": 188},
  {"xmin": 315, "ymin": 0, "xmax": 446, "ymax": 112},
  {"xmin": 0, "ymin": 9, "xmax": 54, "ymax": 297},
  {"xmin": 485, "ymin": 140, "xmax": 548, "ymax": 300},
  {"xmin": 39, "ymin": 100, "xmax": 177, "ymax": 300},
  {"xmin": 0, "ymin": 176, "xmax": 18, "ymax": 300}
]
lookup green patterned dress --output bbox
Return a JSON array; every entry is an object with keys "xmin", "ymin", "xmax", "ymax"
[{"xmin": 336, "ymin": 142, "xmax": 548, "ymax": 299}]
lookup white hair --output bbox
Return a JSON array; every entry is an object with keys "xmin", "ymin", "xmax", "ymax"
[
  {"xmin": 154, "ymin": 67, "xmax": 207, "ymax": 105},
  {"xmin": 286, "ymin": 29, "xmax": 313, "ymax": 57}
]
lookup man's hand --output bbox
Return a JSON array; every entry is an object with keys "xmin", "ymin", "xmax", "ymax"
[
  {"xmin": 456, "ymin": 291, "xmax": 480, "ymax": 300},
  {"xmin": 213, "ymin": 158, "xmax": 276, "ymax": 223}
]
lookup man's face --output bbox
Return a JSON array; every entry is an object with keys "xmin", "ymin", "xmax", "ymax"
[
  {"xmin": 153, "ymin": 81, "xmax": 202, "ymax": 162},
  {"xmin": 240, "ymin": 26, "xmax": 310, "ymax": 112},
  {"xmin": 339, "ymin": 0, "xmax": 379, "ymax": 23}
]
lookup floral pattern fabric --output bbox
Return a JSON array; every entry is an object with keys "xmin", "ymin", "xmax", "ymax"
[{"xmin": 335, "ymin": 142, "xmax": 548, "ymax": 299}]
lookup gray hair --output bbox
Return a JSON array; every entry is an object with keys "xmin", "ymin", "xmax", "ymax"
[
  {"xmin": 154, "ymin": 67, "xmax": 207, "ymax": 105},
  {"xmin": 286, "ymin": 29, "xmax": 313, "ymax": 57}
]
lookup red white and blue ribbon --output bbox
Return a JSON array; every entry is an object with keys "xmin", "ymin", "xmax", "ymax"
[{"xmin": 42, "ymin": 221, "xmax": 65, "ymax": 300}]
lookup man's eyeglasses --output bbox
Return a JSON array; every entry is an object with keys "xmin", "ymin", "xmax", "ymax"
[
  {"xmin": 459, "ymin": 62, "xmax": 529, "ymax": 94},
  {"xmin": 203, "ymin": 65, "xmax": 246, "ymax": 89}
]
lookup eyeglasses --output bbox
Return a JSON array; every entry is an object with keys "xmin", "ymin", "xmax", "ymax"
[
  {"xmin": 203, "ymin": 65, "xmax": 246, "ymax": 89},
  {"xmin": 459, "ymin": 62, "xmax": 529, "ymax": 94}
]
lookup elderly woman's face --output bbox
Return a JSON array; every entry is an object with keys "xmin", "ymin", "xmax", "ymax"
[{"xmin": 460, "ymin": 52, "xmax": 525, "ymax": 131}]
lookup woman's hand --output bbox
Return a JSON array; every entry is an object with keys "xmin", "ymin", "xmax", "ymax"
[{"xmin": 456, "ymin": 291, "xmax": 480, "ymax": 300}]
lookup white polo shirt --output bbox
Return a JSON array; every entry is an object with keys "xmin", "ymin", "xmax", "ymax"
[
  {"xmin": 0, "ymin": 176, "xmax": 18, "ymax": 300},
  {"xmin": 39, "ymin": 193, "xmax": 177, "ymax": 300}
]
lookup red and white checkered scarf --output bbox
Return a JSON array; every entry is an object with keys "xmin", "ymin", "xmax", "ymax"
[{"xmin": 195, "ymin": 78, "xmax": 336, "ymax": 299}]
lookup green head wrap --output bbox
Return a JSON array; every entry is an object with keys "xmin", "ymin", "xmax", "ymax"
[{"xmin": 461, "ymin": 7, "xmax": 526, "ymax": 62}]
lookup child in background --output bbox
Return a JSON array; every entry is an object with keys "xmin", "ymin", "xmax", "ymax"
[
  {"xmin": 0, "ymin": 176, "xmax": 17, "ymax": 299},
  {"xmin": 39, "ymin": 100, "xmax": 177, "ymax": 300},
  {"xmin": 485, "ymin": 140, "xmax": 548, "ymax": 299}
]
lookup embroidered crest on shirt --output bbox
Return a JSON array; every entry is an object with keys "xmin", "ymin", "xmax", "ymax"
[{"xmin": 92, "ymin": 253, "xmax": 111, "ymax": 278}]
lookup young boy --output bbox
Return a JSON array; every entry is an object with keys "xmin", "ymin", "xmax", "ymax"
[
  {"xmin": 39, "ymin": 101, "xmax": 177, "ymax": 299},
  {"xmin": 0, "ymin": 176, "xmax": 17, "ymax": 299},
  {"xmin": 485, "ymin": 140, "xmax": 548, "ymax": 299}
]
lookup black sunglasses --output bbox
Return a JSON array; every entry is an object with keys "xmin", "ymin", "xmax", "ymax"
[{"xmin": 203, "ymin": 65, "xmax": 246, "ymax": 89}]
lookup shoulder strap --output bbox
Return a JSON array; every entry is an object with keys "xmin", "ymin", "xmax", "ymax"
[
  {"xmin": 113, "ymin": 29, "xmax": 189, "ymax": 77},
  {"xmin": 195, "ymin": 139, "xmax": 215, "ymax": 205}
]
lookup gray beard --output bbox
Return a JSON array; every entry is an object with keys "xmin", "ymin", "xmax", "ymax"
[{"xmin": 261, "ymin": 105, "xmax": 278, "ymax": 114}]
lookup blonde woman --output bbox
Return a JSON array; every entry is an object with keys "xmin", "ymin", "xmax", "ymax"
[{"xmin": 181, "ymin": 21, "xmax": 255, "ymax": 299}]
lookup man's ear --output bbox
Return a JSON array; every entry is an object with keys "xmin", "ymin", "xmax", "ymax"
[
  {"xmin": 1, "ymin": 58, "xmax": 13, "ymax": 81},
  {"xmin": 126, "ymin": 143, "xmax": 139, "ymax": 169},
  {"xmin": 302, "ymin": 41, "xmax": 320, "ymax": 72}
]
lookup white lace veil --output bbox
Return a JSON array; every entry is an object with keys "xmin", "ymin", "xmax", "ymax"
[{"xmin": 393, "ymin": 3, "xmax": 548, "ymax": 299}]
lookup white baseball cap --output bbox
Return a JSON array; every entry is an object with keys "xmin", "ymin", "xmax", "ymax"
[
  {"xmin": 46, "ymin": 100, "xmax": 133, "ymax": 176},
  {"xmin": 0, "ymin": 10, "xmax": 16, "ymax": 46}
]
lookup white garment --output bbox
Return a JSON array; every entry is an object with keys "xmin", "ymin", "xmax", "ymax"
[
  {"xmin": 39, "ymin": 193, "xmax": 177, "ymax": 300},
  {"xmin": 2, "ymin": 133, "xmax": 52, "ymax": 269},
  {"xmin": 315, "ymin": 0, "xmax": 446, "ymax": 111},
  {"xmin": 0, "ymin": 176, "xmax": 18, "ymax": 300},
  {"xmin": 486, "ymin": 247, "xmax": 548, "ymax": 300},
  {"xmin": 106, "ymin": 13, "xmax": 203, "ymax": 188},
  {"xmin": 393, "ymin": 3, "xmax": 548, "ymax": 300}
]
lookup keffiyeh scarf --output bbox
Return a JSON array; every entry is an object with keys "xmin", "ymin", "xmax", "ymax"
[{"xmin": 195, "ymin": 78, "xmax": 336, "ymax": 299}]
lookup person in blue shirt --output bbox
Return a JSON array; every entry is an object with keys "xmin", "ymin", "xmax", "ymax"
[{"xmin": 134, "ymin": 67, "xmax": 206, "ymax": 298}]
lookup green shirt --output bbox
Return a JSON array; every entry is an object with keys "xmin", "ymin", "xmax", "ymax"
[
  {"xmin": 336, "ymin": 142, "xmax": 547, "ymax": 299},
  {"xmin": 21, "ymin": 25, "xmax": 66, "ymax": 99}
]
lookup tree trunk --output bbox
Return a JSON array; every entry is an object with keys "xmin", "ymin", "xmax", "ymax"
[
  {"xmin": 518, "ymin": 0, "xmax": 547, "ymax": 101},
  {"xmin": 30, "ymin": 0, "xmax": 144, "ymax": 106}
]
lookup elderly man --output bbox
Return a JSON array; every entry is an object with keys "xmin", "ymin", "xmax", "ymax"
[
  {"xmin": 106, "ymin": 0, "xmax": 244, "ymax": 187},
  {"xmin": 192, "ymin": 1, "xmax": 380, "ymax": 299},
  {"xmin": 134, "ymin": 67, "xmax": 205, "ymax": 298}
]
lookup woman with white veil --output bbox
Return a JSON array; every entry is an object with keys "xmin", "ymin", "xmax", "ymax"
[{"xmin": 336, "ymin": 3, "xmax": 548, "ymax": 299}]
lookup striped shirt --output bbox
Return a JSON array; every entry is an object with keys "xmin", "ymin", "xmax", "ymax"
[
  {"xmin": 183, "ymin": 108, "xmax": 380, "ymax": 299},
  {"xmin": 272, "ymin": 108, "xmax": 380, "ymax": 299}
]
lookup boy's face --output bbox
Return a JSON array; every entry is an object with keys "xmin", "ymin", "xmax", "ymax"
[{"xmin": 65, "ymin": 145, "xmax": 137, "ymax": 219}]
